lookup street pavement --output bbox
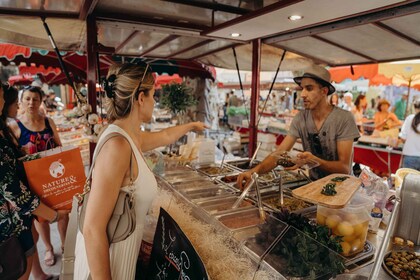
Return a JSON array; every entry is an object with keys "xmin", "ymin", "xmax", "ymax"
[{"xmin": 29, "ymin": 223, "xmax": 62, "ymax": 280}]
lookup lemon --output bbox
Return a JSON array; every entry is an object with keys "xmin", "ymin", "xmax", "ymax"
[
  {"xmin": 337, "ymin": 221, "xmax": 354, "ymax": 236},
  {"xmin": 326, "ymin": 214, "xmax": 342, "ymax": 229}
]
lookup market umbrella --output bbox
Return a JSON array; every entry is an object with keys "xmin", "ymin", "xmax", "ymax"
[
  {"xmin": 155, "ymin": 74, "xmax": 183, "ymax": 89},
  {"xmin": 8, "ymin": 74, "xmax": 34, "ymax": 86},
  {"xmin": 329, "ymin": 64, "xmax": 379, "ymax": 83}
]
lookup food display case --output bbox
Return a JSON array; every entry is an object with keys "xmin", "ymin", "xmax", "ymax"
[{"xmin": 156, "ymin": 159, "xmax": 401, "ymax": 279}]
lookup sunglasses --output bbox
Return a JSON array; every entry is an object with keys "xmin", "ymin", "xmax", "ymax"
[
  {"xmin": 308, "ymin": 133, "xmax": 323, "ymax": 155},
  {"xmin": 134, "ymin": 63, "xmax": 150, "ymax": 100}
]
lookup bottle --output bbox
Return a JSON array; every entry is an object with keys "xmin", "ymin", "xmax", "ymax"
[{"xmin": 137, "ymin": 215, "xmax": 158, "ymax": 278}]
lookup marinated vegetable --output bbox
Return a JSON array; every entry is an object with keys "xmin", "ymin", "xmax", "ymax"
[
  {"xmin": 384, "ymin": 251, "xmax": 420, "ymax": 280},
  {"xmin": 331, "ymin": 176, "xmax": 349, "ymax": 182},
  {"xmin": 276, "ymin": 152, "xmax": 295, "ymax": 168},
  {"xmin": 321, "ymin": 182, "xmax": 337, "ymax": 196},
  {"xmin": 264, "ymin": 196, "xmax": 312, "ymax": 212}
]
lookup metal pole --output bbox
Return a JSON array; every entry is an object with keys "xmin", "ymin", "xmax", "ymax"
[
  {"xmin": 232, "ymin": 47, "xmax": 249, "ymax": 125},
  {"xmin": 40, "ymin": 17, "xmax": 80, "ymax": 102},
  {"xmin": 249, "ymin": 39, "xmax": 261, "ymax": 157},
  {"xmin": 257, "ymin": 50, "xmax": 286, "ymax": 126}
]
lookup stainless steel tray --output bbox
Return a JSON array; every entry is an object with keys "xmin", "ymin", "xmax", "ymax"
[
  {"xmin": 164, "ymin": 172, "xmax": 206, "ymax": 183},
  {"xmin": 196, "ymin": 196, "xmax": 255, "ymax": 215},
  {"xmin": 258, "ymin": 193, "xmax": 316, "ymax": 215},
  {"xmin": 215, "ymin": 208, "xmax": 267, "ymax": 231},
  {"xmin": 172, "ymin": 179, "xmax": 217, "ymax": 190},
  {"xmin": 345, "ymin": 241, "xmax": 375, "ymax": 268},
  {"xmin": 194, "ymin": 163, "xmax": 237, "ymax": 177},
  {"xmin": 181, "ymin": 186, "xmax": 235, "ymax": 201}
]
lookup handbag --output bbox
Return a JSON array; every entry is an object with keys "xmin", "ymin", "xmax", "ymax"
[
  {"xmin": 78, "ymin": 132, "xmax": 137, "ymax": 242},
  {"xmin": 0, "ymin": 201, "xmax": 27, "ymax": 280},
  {"xmin": 60, "ymin": 132, "xmax": 137, "ymax": 280}
]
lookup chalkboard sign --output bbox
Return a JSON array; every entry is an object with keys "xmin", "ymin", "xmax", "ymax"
[{"xmin": 146, "ymin": 208, "xmax": 208, "ymax": 280}]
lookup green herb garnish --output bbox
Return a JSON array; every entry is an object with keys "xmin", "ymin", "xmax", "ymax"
[
  {"xmin": 321, "ymin": 182, "xmax": 337, "ymax": 196},
  {"xmin": 331, "ymin": 176, "xmax": 349, "ymax": 182}
]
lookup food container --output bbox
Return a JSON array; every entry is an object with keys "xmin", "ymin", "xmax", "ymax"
[
  {"xmin": 215, "ymin": 208, "xmax": 267, "ymax": 231},
  {"xmin": 262, "ymin": 194, "xmax": 315, "ymax": 214},
  {"xmin": 195, "ymin": 164, "xmax": 235, "ymax": 177},
  {"xmin": 317, "ymin": 193, "xmax": 374, "ymax": 257},
  {"xmin": 196, "ymin": 196, "xmax": 255, "ymax": 215},
  {"xmin": 181, "ymin": 186, "xmax": 234, "ymax": 200},
  {"xmin": 172, "ymin": 179, "xmax": 217, "ymax": 190},
  {"xmin": 225, "ymin": 159, "xmax": 260, "ymax": 170}
]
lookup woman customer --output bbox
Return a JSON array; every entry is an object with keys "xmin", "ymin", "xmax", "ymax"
[
  {"xmin": 400, "ymin": 101, "xmax": 420, "ymax": 170},
  {"xmin": 10, "ymin": 86, "xmax": 68, "ymax": 270},
  {"xmin": 74, "ymin": 63, "xmax": 207, "ymax": 279},
  {"xmin": 374, "ymin": 99, "xmax": 400, "ymax": 131},
  {"xmin": 0, "ymin": 83, "xmax": 67, "ymax": 280},
  {"xmin": 352, "ymin": 94, "xmax": 367, "ymax": 134},
  {"xmin": 329, "ymin": 93, "xmax": 339, "ymax": 106}
]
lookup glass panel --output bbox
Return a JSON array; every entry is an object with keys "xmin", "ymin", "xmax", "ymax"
[
  {"xmin": 0, "ymin": 0, "xmax": 81, "ymax": 12},
  {"xmin": 175, "ymin": 40, "xmax": 233, "ymax": 59},
  {"xmin": 147, "ymin": 37, "xmax": 204, "ymax": 57}
]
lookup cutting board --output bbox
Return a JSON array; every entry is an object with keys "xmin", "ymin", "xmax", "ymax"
[{"xmin": 292, "ymin": 173, "xmax": 361, "ymax": 209}]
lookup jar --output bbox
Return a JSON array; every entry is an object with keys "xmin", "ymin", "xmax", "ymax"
[{"xmin": 316, "ymin": 193, "xmax": 373, "ymax": 257}]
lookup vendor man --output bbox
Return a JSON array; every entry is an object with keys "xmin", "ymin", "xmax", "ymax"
[{"xmin": 237, "ymin": 65, "xmax": 360, "ymax": 187}]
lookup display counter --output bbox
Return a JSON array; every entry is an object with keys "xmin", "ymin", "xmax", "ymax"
[{"xmin": 150, "ymin": 159, "xmax": 399, "ymax": 279}]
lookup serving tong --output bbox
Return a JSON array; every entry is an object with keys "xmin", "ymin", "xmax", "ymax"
[{"xmin": 232, "ymin": 173, "xmax": 266, "ymax": 221}]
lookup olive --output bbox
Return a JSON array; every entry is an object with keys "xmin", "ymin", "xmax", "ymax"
[
  {"xmin": 387, "ymin": 258, "xmax": 395, "ymax": 262},
  {"xmin": 415, "ymin": 268, "xmax": 420, "ymax": 273},
  {"xmin": 404, "ymin": 265, "xmax": 410, "ymax": 270},
  {"xmin": 402, "ymin": 258, "xmax": 409, "ymax": 263},
  {"xmin": 393, "ymin": 267, "xmax": 401, "ymax": 274},
  {"xmin": 387, "ymin": 262, "xmax": 394, "ymax": 267}
]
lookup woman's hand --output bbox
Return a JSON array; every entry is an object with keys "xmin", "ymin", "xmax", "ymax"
[
  {"xmin": 191, "ymin": 121, "xmax": 209, "ymax": 132},
  {"xmin": 57, "ymin": 210, "xmax": 70, "ymax": 222}
]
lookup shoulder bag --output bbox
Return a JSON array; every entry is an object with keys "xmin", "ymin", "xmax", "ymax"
[
  {"xmin": 61, "ymin": 132, "xmax": 137, "ymax": 280},
  {"xmin": 0, "ymin": 200, "xmax": 27, "ymax": 280}
]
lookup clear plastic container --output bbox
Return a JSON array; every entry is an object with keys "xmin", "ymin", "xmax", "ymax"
[{"xmin": 316, "ymin": 193, "xmax": 373, "ymax": 257}]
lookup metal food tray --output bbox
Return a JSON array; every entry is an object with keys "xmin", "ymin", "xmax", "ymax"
[
  {"xmin": 195, "ymin": 195, "xmax": 256, "ymax": 215},
  {"xmin": 224, "ymin": 159, "xmax": 261, "ymax": 171},
  {"xmin": 164, "ymin": 172, "xmax": 205, "ymax": 183},
  {"xmin": 214, "ymin": 208, "xmax": 268, "ymax": 231},
  {"xmin": 194, "ymin": 163, "xmax": 237, "ymax": 177},
  {"xmin": 172, "ymin": 179, "xmax": 217, "ymax": 190},
  {"xmin": 181, "ymin": 186, "xmax": 235, "ymax": 201},
  {"xmin": 257, "ymin": 193, "xmax": 316, "ymax": 215},
  {"xmin": 344, "ymin": 241, "xmax": 375, "ymax": 268}
]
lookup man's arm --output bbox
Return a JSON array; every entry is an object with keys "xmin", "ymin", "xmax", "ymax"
[
  {"xmin": 237, "ymin": 135, "xmax": 297, "ymax": 189},
  {"xmin": 299, "ymin": 139, "xmax": 354, "ymax": 175}
]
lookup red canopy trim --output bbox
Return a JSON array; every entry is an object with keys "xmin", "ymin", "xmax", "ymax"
[
  {"xmin": 0, "ymin": 43, "xmax": 32, "ymax": 60},
  {"xmin": 329, "ymin": 64, "xmax": 378, "ymax": 83}
]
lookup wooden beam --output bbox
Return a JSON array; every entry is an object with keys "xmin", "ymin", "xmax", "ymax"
[
  {"xmin": 79, "ymin": 0, "xmax": 99, "ymax": 20},
  {"xmin": 311, "ymin": 35, "xmax": 377, "ymax": 62},
  {"xmin": 165, "ymin": 39, "xmax": 213, "ymax": 58},
  {"xmin": 115, "ymin": 31, "xmax": 139, "ymax": 53},
  {"xmin": 0, "ymin": 7, "xmax": 78, "ymax": 18},
  {"xmin": 162, "ymin": 0, "xmax": 250, "ymax": 15},
  {"xmin": 95, "ymin": 11, "xmax": 208, "ymax": 31},
  {"xmin": 139, "ymin": 35, "xmax": 180, "ymax": 56},
  {"xmin": 264, "ymin": 1, "xmax": 420, "ymax": 44},
  {"xmin": 373, "ymin": 22, "xmax": 420, "ymax": 47},
  {"xmin": 190, "ymin": 42, "xmax": 243, "ymax": 60}
]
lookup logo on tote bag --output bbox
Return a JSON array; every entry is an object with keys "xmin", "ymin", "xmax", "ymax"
[{"xmin": 49, "ymin": 160, "xmax": 65, "ymax": 178}]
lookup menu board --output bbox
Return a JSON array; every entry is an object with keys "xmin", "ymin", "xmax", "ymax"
[{"xmin": 147, "ymin": 208, "xmax": 208, "ymax": 280}]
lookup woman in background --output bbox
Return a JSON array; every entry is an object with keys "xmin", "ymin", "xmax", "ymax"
[
  {"xmin": 329, "ymin": 93, "xmax": 339, "ymax": 106},
  {"xmin": 352, "ymin": 95, "xmax": 367, "ymax": 134},
  {"xmin": 0, "ymin": 83, "xmax": 67, "ymax": 280},
  {"xmin": 10, "ymin": 86, "xmax": 67, "ymax": 272},
  {"xmin": 374, "ymin": 99, "xmax": 400, "ymax": 131},
  {"xmin": 400, "ymin": 101, "xmax": 420, "ymax": 170}
]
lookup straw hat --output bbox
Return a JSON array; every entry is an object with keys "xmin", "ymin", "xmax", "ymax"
[
  {"xmin": 294, "ymin": 65, "xmax": 335, "ymax": 95},
  {"xmin": 377, "ymin": 99, "xmax": 390, "ymax": 111}
]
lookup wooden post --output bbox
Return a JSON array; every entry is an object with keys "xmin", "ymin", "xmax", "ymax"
[
  {"xmin": 249, "ymin": 39, "xmax": 261, "ymax": 157},
  {"xmin": 86, "ymin": 15, "xmax": 98, "ymax": 163}
]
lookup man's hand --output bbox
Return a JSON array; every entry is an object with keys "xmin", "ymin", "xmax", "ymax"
[
  {"xmin": 236, "ymin": 170, "xmax": 253, "ymax": 190},
  {"xmin": 191, "ymin": 121, "xmax": 209, "ymax": 132}
]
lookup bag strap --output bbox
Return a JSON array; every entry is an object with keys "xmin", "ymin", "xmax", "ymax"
[{"xmin": 60, "ymin": 131, "xmax": 134, "ymax": 280}]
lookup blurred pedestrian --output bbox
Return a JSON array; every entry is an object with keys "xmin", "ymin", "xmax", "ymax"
[{"xmin": 400, "ymin": 101, "xmax": 420, "ymax": 170}]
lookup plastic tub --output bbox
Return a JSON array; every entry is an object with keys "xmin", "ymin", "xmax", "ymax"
[{"xmin": 316, "ymin": 193, "xmax": 374, "ymax": 257}]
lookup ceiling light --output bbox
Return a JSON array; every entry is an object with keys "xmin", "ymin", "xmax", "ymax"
[
  {"xmin": 288, "ymin": 15, "xmax": 303, "ymax": 21},
  {"xmin": 230, "ymin": 33, "xmax": 241, "ymax": 38}
]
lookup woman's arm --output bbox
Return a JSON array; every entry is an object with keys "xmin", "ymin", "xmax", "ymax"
[
  {"xmin": 47, "ymin": 117, "xmax": 62, "ymax": 146},
  {"xmin": 82, "ymin": 137, "xmax": 131, "ymax": 280},
  {"xmin": 389, "ymin": 113, "xmax": 402, "ymax": 128},
  {"xmin": 140, "ymin": 121, "xmax": 207, "ymax": 152}
]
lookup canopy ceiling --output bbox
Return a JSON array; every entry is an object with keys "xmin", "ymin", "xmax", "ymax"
[{"xmin": 0, "ymin": 0, "xmax": 418, "ymax": 70}]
